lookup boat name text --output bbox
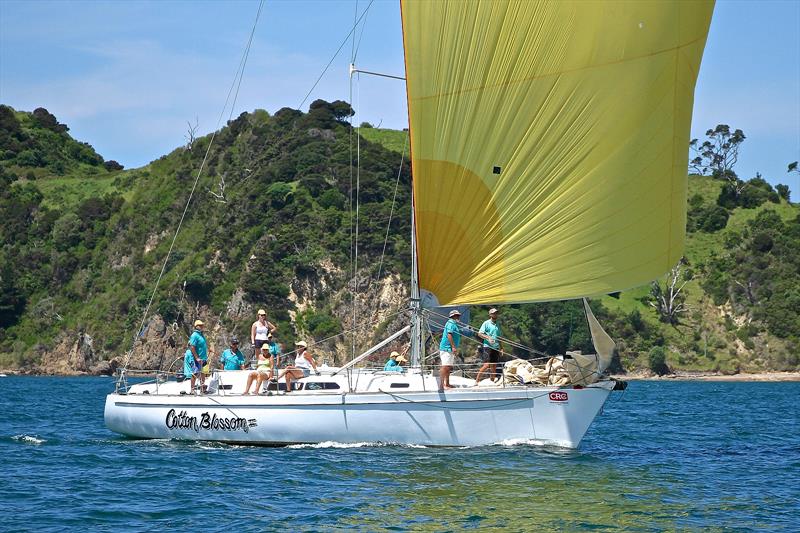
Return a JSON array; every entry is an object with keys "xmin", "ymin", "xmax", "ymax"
[{"xmin": 165, "ymin": 409, "xmax": 255, "ymax": 433}]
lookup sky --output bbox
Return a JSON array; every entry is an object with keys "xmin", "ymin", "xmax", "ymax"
[{"xmin": 1, "ymin": 0, "xmax": 798, "ymax": 197}]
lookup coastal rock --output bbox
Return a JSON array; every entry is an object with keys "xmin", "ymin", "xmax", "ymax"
[
  {"xmin": 89, "ymin": 360, "xmax": 116, "ymax": 376},
  {"xmin": 37, "ymin": 330, "xmax": 93, "ymax": 375}
]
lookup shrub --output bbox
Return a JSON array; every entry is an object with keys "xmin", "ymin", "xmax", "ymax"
[{"xmin": 648, "ymin": 346, "xmax": 669, "ymax": 375}]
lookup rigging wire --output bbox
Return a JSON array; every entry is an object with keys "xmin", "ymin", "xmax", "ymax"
[
  {"xmin": 121, "ymin": 0, "xmax": 266, "ymax": 372},
  {"xmin": 374, "ymin": 132, "xmax": 409, "ymax": 285},
  {"xmin": 297, "ymin": 0, "xmax": 375, "ymax": 110}
]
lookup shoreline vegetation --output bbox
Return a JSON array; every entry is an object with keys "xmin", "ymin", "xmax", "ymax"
[{"xmin": 1, "ymin": 368, "xmax": 798, "ymax": 382}]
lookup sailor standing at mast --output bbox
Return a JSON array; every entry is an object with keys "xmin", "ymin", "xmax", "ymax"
[
  {"xmin": 475, "ymin": 308, "xmax": 503, "ymax": 384},
  {"xmin": 439, "ymin": 309, "xmax": 461, "ymax": 390}
]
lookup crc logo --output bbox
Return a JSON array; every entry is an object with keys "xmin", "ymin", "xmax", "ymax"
[{"xmin": 549, "ymin": 391, "xmax": 569, "ymax": 402}]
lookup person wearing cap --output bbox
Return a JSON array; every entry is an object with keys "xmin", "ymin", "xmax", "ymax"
[
  {"xmin": 383, "ymin": 351, "xmax": 407, "ymax": 372},
  {"xmin": 250, "ymin": 309, "xmax": 276, "ymax": 358},
  {"xmin": 219, "ymin": 337, "xmax": 247, "ymax": 371},
  {"xmin": 438, "ymin": 309, "xmax": 462, "ymax": 390},
  {"xmin": 242, "ymin": 343, "xmax": 275, "ymax": 395},
  {"xmin": 278, "ymin": 341, "xmax": 320, "ymax": 393},
  {"xmin": 475, "ymin": 308, "xmax": 503, "ymax": 384},
  {"xmin": 183, "ymin": 319, "xmax": 208, "ymax": 393}
]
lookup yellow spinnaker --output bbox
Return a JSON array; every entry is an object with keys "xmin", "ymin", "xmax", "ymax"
[{"xmin": 401, "ymin": 0, "xmax": 714, "ymax": 305}]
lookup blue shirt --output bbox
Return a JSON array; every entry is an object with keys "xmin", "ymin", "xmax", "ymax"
[
  {"xmin": 384, "ymin": 359, "xmax": 403, "ymax": 372},
  {"xmin": 185, "ymin": 329, "xmax": 208, "ymax": 362},
  {"xmin": 439, "ymin": 319, "xmax": 461, "ymax": 352},
  {"xmin": 479, "ymin": 319, "xmax": 501, "ymax": 349},
  {"xmin": 220, "ymin": 348, "xmax": 245, "ymax": 370},
  {"xmin": 267, "ymin": 341, "xmax": 280, "ymax": 356}
]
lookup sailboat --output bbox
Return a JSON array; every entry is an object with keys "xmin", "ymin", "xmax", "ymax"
[{"xmin": 105, "ymin": 0, "xmax": 714, "ymax": 448}]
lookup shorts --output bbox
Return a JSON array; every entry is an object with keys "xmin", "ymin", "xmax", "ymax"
[
  {"xmin": 481, "ymin": 347, "xmax": 500, "ymax": 364},
  {"xmin": 440, "ymin": 351, "xmax": 455, "ymax": 366},
  {"xmin": 184, "ymin": 353, "xmax": 200, "ymax": 377},
  {"xmin": 299, "ymin": 368, "xmax": 311, "ymax": 378},
  {"xmin": 201, "ymin": 362, "xmax": 210, "ymax": 375},
  {"xmin": 254, "ymin": 338, "xmax": 268, "ymax": 355},
  {"xmin": 257, "ymin": 366, "xmax": 271, "ymax": 375}
]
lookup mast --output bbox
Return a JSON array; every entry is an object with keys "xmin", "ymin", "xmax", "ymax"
[{"xmin": 410, "ymin": 195, "xmax": 423, "ymax": 367}]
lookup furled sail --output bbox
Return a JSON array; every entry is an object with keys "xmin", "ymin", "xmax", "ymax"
[{"xmin": 401, "ymin": 0, "xmax": 714, "ymax": 305}]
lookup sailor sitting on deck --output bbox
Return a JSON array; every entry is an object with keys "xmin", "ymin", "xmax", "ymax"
[
  {"xmin": 383, "ymin": 351, "xmax": 407, "ymax": 372},
  {"xmin": 242, "ymin": 344, "xmax": 274, "ymax": 395},
  {"xmin": 278, "ymin": 341, "xmax": 320, "ymax": 393},
  {"xmin": 219, "ymin": 337, "xmax": 246, "ymax": 370}
]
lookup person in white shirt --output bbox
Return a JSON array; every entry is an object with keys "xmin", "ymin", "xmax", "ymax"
[{"xmin": 278, "ymin": 341, "xmax": 319, "ymax": 393}]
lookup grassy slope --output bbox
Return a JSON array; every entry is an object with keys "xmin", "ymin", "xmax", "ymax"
[{"xmin": 358, "ymin": 128, "xmax": 408, "ymax": 154}]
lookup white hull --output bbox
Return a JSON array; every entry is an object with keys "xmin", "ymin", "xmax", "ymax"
[{"xmin": 105, "ymin": 371, "xmax": 613, "ymax": 448}]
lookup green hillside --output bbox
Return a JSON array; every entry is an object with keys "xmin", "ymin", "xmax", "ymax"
[{"xmin": 1, "ymin": 103, "xmax": 798, "ymax": 374}]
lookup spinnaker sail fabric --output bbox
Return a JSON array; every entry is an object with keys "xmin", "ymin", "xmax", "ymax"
[{"xmin": 401, "ymin": 0, "xmax": 714, "ymax": 305}]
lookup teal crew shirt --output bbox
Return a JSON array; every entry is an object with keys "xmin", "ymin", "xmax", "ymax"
[
  {"xmin": 439, "ymin": 319, "xmax": 461, "ymax": 352},
  {"xmin": 187, "ymin": 330, "xmax": 208, "ymax": 362},
  {"xmin": 384, "ymin": 359, "xmax": 403, "ymax": 372},
  {"xmin": 220, "ymin": 348, "xmax": 245, "ymax": 370},
  {"xmin": 479, "ymin": 319, "xmax": 501, "ymax": 349},
  {"xmin": 267, "ymin": 341, "xmax": 280, "ymax": 356}
]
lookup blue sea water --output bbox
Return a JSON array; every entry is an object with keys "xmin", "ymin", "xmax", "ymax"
[{"xmin": 0, "ymin": 377, "xmax": 798, "ymax": 531}]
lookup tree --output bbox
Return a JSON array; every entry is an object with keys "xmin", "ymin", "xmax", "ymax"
[
  {"xmin": 649, "ymin": 260, "xmax": 690, "ymax": 325},
  {"xmin": 776, "ymin": 184, "xmax": 791, "ymax": 202},
  {"xmin": 104, "ymin": 160, "xmax": 124, "ymax": 171},
  {"xmin": 689, "ymin": 125, "xmax": 745, "ymax": 186},
  {"xmin": 647, "ymin": 346, "xmax": 669, "ymax": 375},
  {"xmin": 184, "ymin": 117, "xmax": 199, "ymax": 151}
]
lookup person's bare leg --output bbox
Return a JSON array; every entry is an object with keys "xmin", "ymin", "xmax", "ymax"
[
  {"xmin": 243, "ymin": 372, "xmax": 256, "ymax": 394},
  {"xmin": 190, "ymin": 374, "xmax": 196, "ymax": 393},
  {"xmin": 440, "ymin": 366, "xmax": 453, "ymax": 390},
  {"xmin": 489, "ymin": 363, "xmax": 497, "ymax": 381},
  {"xmin": 475, "ymin": 363, "xmax": 490, "ymax": 384}
]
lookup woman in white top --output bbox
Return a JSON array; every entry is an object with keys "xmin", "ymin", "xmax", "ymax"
[
  {"xmin": 279, "ymin": 341, "xmax": 318, "ymax": 393},
  {"xmin": 250, "ymin": 309, "xmax": 276, "ymax": 357}
]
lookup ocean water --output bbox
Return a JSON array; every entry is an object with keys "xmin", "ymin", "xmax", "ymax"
[{"xmin": 0, "ymin": 377, "xmax": 798, "ymax": 531}]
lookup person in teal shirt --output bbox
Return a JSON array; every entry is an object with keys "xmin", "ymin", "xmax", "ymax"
[
  {"xmin": 219, "ymin": 337, "xmax": 246, "ymax": 370},
  {"xmin": 184, "ymin": 320, "xmax": 208, "ymax": 393},
  {"xmin": 383, "ymin": 351, "xmax": 407, "ymax": 372},
  {"xmin": 438, "ymin": 309, "xmax": 461, "ymax": 390},
  {"xmin": 475, "ymin": 308, "xmax": 503, "ymax": 384}
]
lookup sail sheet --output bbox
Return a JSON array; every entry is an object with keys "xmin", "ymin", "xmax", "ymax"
[{"xmin": 401, "ymin": 0, "xmax": 714, "ymax": 305}]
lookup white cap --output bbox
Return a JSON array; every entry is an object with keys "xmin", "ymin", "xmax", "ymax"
[
  {"xmin": 295, "ymin": 340, "xmax": 308, "ymax": 348},
  {"xmin": 489, "ymin": 308, "xmax": 498, "ymax": 314},
  {"xmin": 448, "ymin": 309, "xmax": 461, "ymax": 318}
]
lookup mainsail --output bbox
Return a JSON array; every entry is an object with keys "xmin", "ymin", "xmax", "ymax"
[{"xmin": 401, "ymin": 0, "xmax": 714, "ymax": 305}]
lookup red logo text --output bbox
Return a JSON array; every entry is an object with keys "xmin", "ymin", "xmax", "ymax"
[{"xmin": 549, "ymin": 391, "xmax": 569, "ymax": 402}]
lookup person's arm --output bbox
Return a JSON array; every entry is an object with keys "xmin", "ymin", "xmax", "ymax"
[
  {"xmin": 305, "ymin": 352, "xmax": 319, "ymax": 373},
  {"xmin": 250, "ymin": 322, "xmax": 256, "ymax": 345},
  {"xmin": 189, "ymin": 337, "xmax": 200, "ymax": 363},
  {"xmin": 267, "ymin": 320, "xmax": 276, "ymax": 332},
  {"xmin": 447, "ymin": 332, "xmax": 456, "ymax": 354},
  {"xmin": 478, "ymin": 324, "xmax": 490, "ymax": 342}
]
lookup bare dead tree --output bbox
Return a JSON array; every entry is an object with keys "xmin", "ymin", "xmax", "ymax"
[
  {"xmin": 207, "ymin": 173, "xmax": 227, "ymax": 203},
  {"xmin": 184, "ymin": 117, "xmax": 199, "ymax": 151},
  {"xmin": 650, "ymin": 260, "xmax": 690, "ymax": 325}
]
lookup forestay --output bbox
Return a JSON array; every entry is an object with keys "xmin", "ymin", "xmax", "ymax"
[{"xmin": 401, "ymin": 0, "xmax": 715, "ymax": 305}]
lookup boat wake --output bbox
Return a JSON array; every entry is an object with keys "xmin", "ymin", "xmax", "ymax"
[
  {"xmin": 11, "ymin": 434, "xmax": 46, "ymax": 445},
  {"xmin": 288, "ymin": 441, "xmax": 427, "ymax": 449}
]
